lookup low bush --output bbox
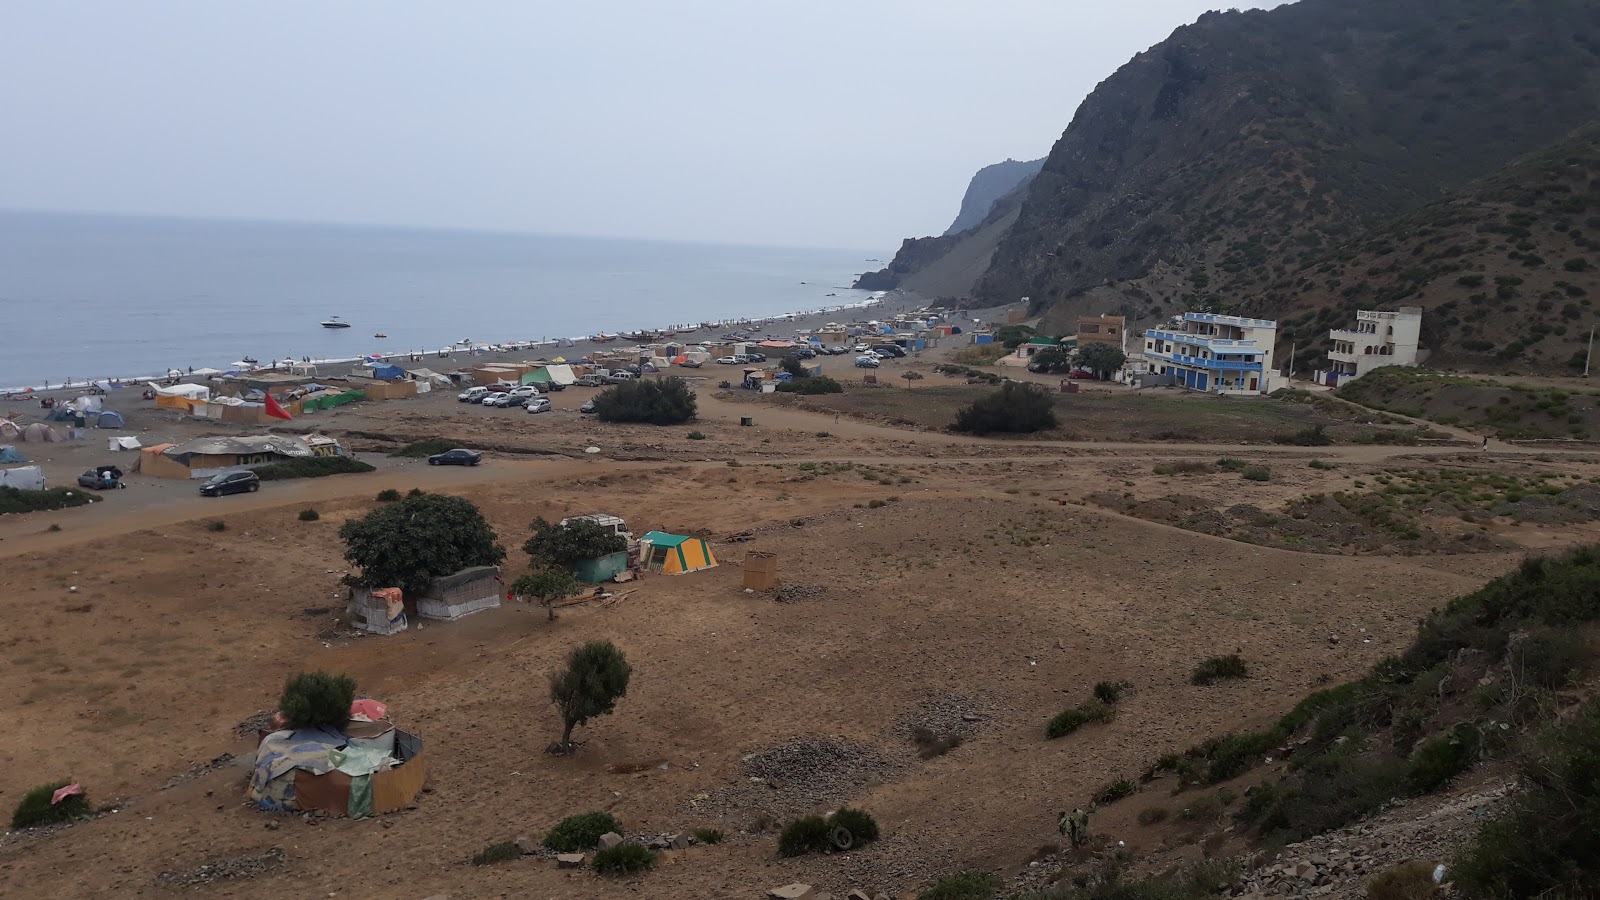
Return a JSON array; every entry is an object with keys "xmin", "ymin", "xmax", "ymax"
[
  {"xmin": 278, "ymin": 672, "xmax": 356, "ymax": 730},
  {"xmin": 206, "ymin": 520, "xmax": 226, "ymax": 532},
  {"xmin": 11, "ymin": 781, "xmax": 91, "ymax": 829},
  {"xmin": 918, "ymin": 870, "xmax": 1003, "ymax": 900},
  {"xmin": 392, "ymin": 438, "xmax": 458, "ymax": 458},
  {"xmin": 471, "ymin": 841, "xmax": 522, "ymax": 866},
  {"xmin": 544, "ymin": 811, "xmax": 621, "ymax": 852},
  {"xmin": 778, "ymin": 815, "xmax": 832, "ymax": 857},
  {"xmin": 1242, "ymin": 466, "xmax": 1272, "ymax": 482},
  {"xmin": 1094, "ymin": 680, "xmax": 1130, "ymax": 704},
  {"xmin": 912, "ymin": 725, "xmax": 963, "ymax": 759},
  {"xmin": 375, "ymin": 488, "xmax": 402, "ymax": 502},
  {"xmin": 1309, "ymin": 459, "xmax": 1334, "ymax": 469},
  {"xmin": 1217, "ymin": 457, "xmax": 1248, "ymax": 471},
  {"xmin": 828, "ymin": 807, "xmax": 880, "ymax": 848},
  {"xmin": 1094, "ymin": 778, "xmax": 1138, "ymax": 805},
  {"xmin": 1047, "ymin": 701, "xmax": 1115, "ymax": 738},
  {"xmin": 1274, "ymin": 424, "xmax": 1333, "ymax": 446},
  {"xmin": 298, "ymin": 507, "xmax": 320, "ymax": 521},
  {"xmin": 692, "ymin": 827, "xmax": 724, "ymax": 845},
  {"xmin": 1192, "ymin": 655, "xmax": 1249, "ymax": 685},
  {"xmin": 1136, "ymin": 806, "xmax": 1170, "ymax": 826},
  {"xmin": 952, "ymin": 382, "xmax": 1058, "ymax": 435},
  {"xmin": 593, "ymin": 378, "xmax": 697, "ymax": 425},
  {"xmin": 776, "ymin": 376, "xmax": 844, "ymax": 395},
  {"xmin": 1406, "ymin": 727, "xmax": 1480, "ymax": 794},
  {"xmin": 254, "ymin": 456, "xmax": 376, "ymax": 480},
  {"xmin": 0, "ymin": 486, "xmax": 93, "ymax": 515},
  {"xmin": 686, "ymin": 431, "xmax": 706, "ymax": 440},
  {"xmin": 592, "ymin": 843, "xmax": 655, "ymax": 875},
  {"xmin": 1366, "ymin": 860, "xmax": 1438, "ymax": 899}
]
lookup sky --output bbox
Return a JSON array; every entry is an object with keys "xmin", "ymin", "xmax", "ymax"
[{"xmin": 0, "ymin": 1, "xmax": 1275, "ymax": 251}]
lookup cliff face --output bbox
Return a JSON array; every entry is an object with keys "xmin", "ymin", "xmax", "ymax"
[
  {"xmin": 980, "ymin": 0, "xmax": 1600, "ymax": 313},
  {"xmin": 943, "ymin": 158, "xmax": 1045, "ymax": 236}
]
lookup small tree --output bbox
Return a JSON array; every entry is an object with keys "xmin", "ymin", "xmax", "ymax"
[
  {"xmin": 1077, "ymin": 344, "xmax": 1127, "ymax": 378},
  {"xmin": 1030, "ymin": 346, "xmax": 1072, "ymax": 373},
  {"xmin": 592, "ymin": 378, "xmax": 697, "ymax": 425},
  {"xmin": 778, "ymin": 355, "xmax": 807, "ymax": 378},
  {"xmin": 952, "ymin": 382, "xmax": 1059, "ymax": 435},
  {"xmin": 340, "ymin": 493, "xmax": 506, "ymax": 597},
  {"xmin": 524, "ymin": 517, "xmax": 627, "ymax": 569},
  {"xmin": 549, "ymin": 640, "xmax": 632, "ymax": 750},
  {"xmin": 514, "ymin": 568, "xmax": 581, "ymax": 621},
  {"xmin": 901, "ymin": 370, "xmax": 924, "ymax": 388},
  {"xmin": 279, "ymin": 672, "xmax": 357, "ymax": 730}
]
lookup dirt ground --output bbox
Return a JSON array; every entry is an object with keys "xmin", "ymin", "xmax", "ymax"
[{"xmin": 4, "ymin": 347, "xmax": 1600, "ymax": 898}]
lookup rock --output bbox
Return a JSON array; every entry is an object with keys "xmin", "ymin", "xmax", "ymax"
[
  {"xmin": 1292, "ymin": 862, "xmax": 1317, "ymax": 880},
  {"xmin": 766, "ymin": 885, "xmax": 814, "ymax": 900},
  {"xmin": 597, "ymin": 831, "xmax": 623, "ymax": 850},
  {"xmin": 846, "ymin": 891, "xmax": 871, "ymax": 900},
  {"xmin": 556, "ymin": 853, "xmax": 584, "ymax": 869},
  {"xmin": 668, "ymin": 832, "xmax": 692, "ymax": 850}
]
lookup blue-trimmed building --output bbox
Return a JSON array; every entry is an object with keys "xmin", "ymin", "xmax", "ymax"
[{"xmin": 1140, "ymin": 312, "xmax": 1277, "ymax": 394}]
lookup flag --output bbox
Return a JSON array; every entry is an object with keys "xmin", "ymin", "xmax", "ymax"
[{"xmin": 263, "ymin": 392, "xmax": 293, "ymax": 420}]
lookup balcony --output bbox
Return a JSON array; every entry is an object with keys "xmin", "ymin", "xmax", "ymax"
[
  {"xmin": 1144, "ymin": 329, "xmax": 1264, "ymax": 351},
  {"xmin": 1169, "ymin": 353, "xmax": 1264, "ymax": 371},
  {"xmin": 1329, "ymin": 328, "xmax": 1376, "ymax": 341}
]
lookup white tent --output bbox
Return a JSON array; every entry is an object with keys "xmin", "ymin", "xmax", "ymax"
[
  {"xmin": 0, "ymin": 466, "xmax": 45, "ymax": 490},
  {"xmin": 543, "ymin": 363, "xmax": 577, "ymax": 385},
  {"xmin": 155, "ymin": 383, "xmax": 210, "ymax": 401},
  {"xmin": 191, "ymin": 367, "xmax": 224, "ymax": 377},
  {"xmin": 67, "ymin": 395, "xmax": 103, "ymax": 414},
  {"xmin": 108, "ymin": 436, "xmax": 142, "ymax": 451}
]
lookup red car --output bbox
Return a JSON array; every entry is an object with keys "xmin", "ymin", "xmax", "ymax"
[{"xmin": 1069, "ymin": 370, "xmax": 1098, "ymax": 379}]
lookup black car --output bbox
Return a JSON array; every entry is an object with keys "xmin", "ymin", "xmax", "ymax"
[
  {"xmin": 870, "ymin": 344, "xmax": 906, "ymax": 358},
  {"xmin": 543, "ymin": 380, "xmax": 567, "ymax": 391},
  {"xmin": 199, "ymin": 470, "xmax": 260, "ymax": 496},
  {"xmin": 428, "ymin": 448, "xmax": 482, "ymax": 466}
]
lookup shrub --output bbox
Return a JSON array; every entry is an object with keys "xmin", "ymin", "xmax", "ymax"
[
  {"xmin": 1565, "ymin": 257, "xmax": 1590, "ymax": 272},
  {"xmin": 298, "ymin": 508, "xmax": 320, "ymax": 522},
  {"xmin": 471, "ymin": 841, "xmax": 522, "ymax": 865},
  {"xmin": 1153, "ymin": 465, "xmax": 1177, "ymax": 475},
  {"xmin": 593, "ymin": 378, "xmax": 697, "ymax": 425},
  {"xmin": 692, "ymin": 827, "xmax": 724, "ymax": 845},
  {"xmin": 1309, "ymin": 459, "xmax": 1334, "ymax": 469},
  {"xmin": 1192, "ymin": 655, "xmax": 1248, "ymax": 685},
  {"xmin": 828, "ymin": 807, "xmax": 880, "ymax": 848},
  {"xmin": 0, "ymin": 486, "xmax": 92, "ymax": 515},
  {"xmin": 206, "ymin": 521, "xmax": 226, "ymax": 532},
  {"xmin": 1242, "ymin": 466, "xmax": 1272, "ymax": 482},
  {"xmin": 686, "ymin": 430, "xmax": 706, "ymax": 440},
  {"xmin": 1136, "ymin": 807, "xmax": 1170, "ymax": 826},
  {"xmin": 776, "ymin": 376, "xmax": 844, "ymax": 395},
  {"xmin": 1217, "ymin": 457, "xmax": 1248, "ymax": 471},
  {"xmin": 1406, "ymin": 727, "xmax": 1480, "ymax": 794},
  {"xmin": 375, "ymin": 488, "xmax": 402, "ymax": 502},
  {"xmin": 952, "ymin": 382, "xmax": 1059, "ymax": 435},
  {"xmin": 1366, "ymin": 861, "xmax": 1438, "ymax": 900},
  {"xmin": 544, "ymin": 811, "xmax": 621, "ymax": 852},
  {"xmin": 593, "ymin": 843, "xmax": 655, "ymax": 875},
  {"xmin": 912, "ymin": 726, "xmax": 964, "ymax": 759},
  {"xmin": 392, "ymin": 438, "xmax": 459, "ymax": 458},
  {"xmin": 918, "ymin": 870, "xmax": 1003, "ymax": 900},
  {"xmin": 778, "ymin": 815, "xmax": 832, "ymax": 857},
  {"xmin": 815, "ymin": 431, "xmax": 831, "ymax": 438},
  {"xmin": 1093, "ymin": 680, "xmax": 1130, "ymax": 704},
  {"xmin": 11, "ymin": 781, "xmax": 91, "ymax": 829},
  {"xmin": 278, "ymin": 672, "xmax": 356, "ymax": 730},
  {"xmin": 1094, "ymin": 778, "xmax": 1138, "ymax": 805},
  {"xmin": 1047, "ymin": 701, "xmax": 1115, "ymax": 738},
  {"xmin": 1274, "ymin": 424, "xmax": 1332, "ymax": 446},
  {"xmin": 549, "ymin": 641, "xmax": 632, "ymax": 746},
  {"xmin": 254, "ymin": 456, "xmax": 376, "ymax": 480}
]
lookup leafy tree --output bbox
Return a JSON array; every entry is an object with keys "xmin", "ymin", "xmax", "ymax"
[
  {"xmin": 549, "ymin": 640, "xmax": 632, "ymax": 748},
  {"xmin": 524, "ymin": 517, "xmax": 627, "ymax": 568},
  {"xmin": 279, "ymin": 671, "xmax": 356, "ymax": 730},
  {"xmin": 994, "ymin": 324, "xmax": 1037, "ymax": 349},
  {"xmin": 951, "ymin": 382, "xmax": 1059, "ymax": 435},
  {"xmin": 1076, "ymin": 344, "xmax": 1127, "ymax": 377},
  {"xmin": 592, "ymin": 378, "xmax": 697, "ymax": 425},
  {"xmin": 340, "ymin": 493, "xmax": 506, "ymax": 597},
  {"xmin": 1030, "ymin": 346, "xmax": 1072, "ymax": 373},
  {"xmin": 901, "ymin": 370, "xmax": 924, "ymax": 387},
  {"xmin": 778, "ymin": 355, "xmax": 807, "ymax": 378},
  {"xmin": 513, "ymin": 568, "xmax": 581, "ymax": 621}
]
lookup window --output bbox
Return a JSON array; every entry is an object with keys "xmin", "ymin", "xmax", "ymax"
[{"xmin": 1082, "ymin": 324, "xmax": 1100, "ymax": 334}]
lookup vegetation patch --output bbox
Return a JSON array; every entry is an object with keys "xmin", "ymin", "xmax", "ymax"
[
  {"xmin": 544, "ymin": 811, "xmax": 622, "ymax": 852},
  {"xmin": 278, "ymin": 672, "xmax": 356, "ymax": 730},
  {"xmin": 11, "ymin": 781, "xmax": 92, "ymax": 829},
  {"xmin": 391, "ymin": 438, "xmax": 461, "ymax": 458},
  {"xmin": 471, "ymin": 841, "xmax": 522, "ymax": 866},
  {"xmin": 592, "ymin": 843, "xmax": 655, "ymax": 875},
  {"xmin": 1047, "ymin": 700, "xmax": 1116, "ymax": 739},
  {"xmin": 1192, "ymin": 655, "xmax": 1249, "ymax": 685},
  {"xmin": 917, "ymin": 870, "xmax": 1003, "ymax": 900},
  {"xmin": 953, "ymin": 382, "xmax": 1059, "ymax": 435},
  {"xmin": 0, "ymin": 486, "xmax": 94, "ymax": 515},
  {"xmin": 253, "ymin": 456, "xmax": 376, "ymax": 480},
  {"xmin": 593, "ymin": 378, "xmax": 698, "ymax": 425}
]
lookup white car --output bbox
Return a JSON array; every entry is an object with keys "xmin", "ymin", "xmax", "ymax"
[
  {"xmin": 508, "ymin": 385, "xmax": 539, "ymax": 397},
  {"xmin": 458, "ymin": 386, "xmax": 489, "ymax": 402},
  {"xmin": 524, "ymin": 397, "xmax": 552, "ymax": 413},
  {"xmin": 483, "ymin": 392, "xmax": 517, "ymax": 407},
  {"xmin": 716, "ymin": 356, "xmax": 741, "ymax": 365}
]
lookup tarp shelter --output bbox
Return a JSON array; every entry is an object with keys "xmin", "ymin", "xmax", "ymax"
[
  {"xmin": 370, "ymin": 363, "xmax": 404, "ymax": 381},
  {"xmin": 0, "ymin": 466, "xmax": 45, "ymax": 490},
  {"xmin": 416, "ymin": 566, "xmax": 503, "ymax": 621},
  {"xmin": 22, "ymin": 423, "xmax": 62, "ymax": 442},
  {"xmin": 574, "ymin": 551, "xmax": 630, "ymax": 584},
  {"xmin": 639, "ymin": 532, "xmax": 718, "ymax": 575},
  {"xmin": 96, "ymin": 410, "xmax": 126, "ymax": 429},
  {"xmin": 108, "ymin": 436, "xmax": 141, "ymax": 451},
  {"xmin": 248, "ymin": 712, "xmax": 427, "ymax": 819},
  {"xmin": 156, "ymin": 383, "xmax": 210, "ymax": 401},
  {"xmin": 0, "ymin": 445, "xmax": 27, "ymax": 463}
]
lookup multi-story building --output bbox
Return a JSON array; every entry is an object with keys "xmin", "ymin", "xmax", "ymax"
[
  {"xmin": 1141, "ymin": 312, "xmax": 1277, "ymax": 394},
  {"xmin": 1315, "ymin": 307, "xmax": 1423, "ymax": 387},
  {"xmin": 1077, "ymin": 315, "xmax": 1127, "ymax": 352}
]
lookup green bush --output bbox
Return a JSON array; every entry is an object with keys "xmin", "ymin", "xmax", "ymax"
[
  {"xmin": 11, "ymin": 781, "xmax": 91, "ymax": 829},
  {"xmin": 952, "ymin": 382, "xmax": 1059, "ymax": 435},
  {"xmin": 692, "ymin": 827, "xmax": 724, "ymax": 845},
  {"xmin": 1309, "ymin": 459, "xmax": 1334, "ymax": 469},
  {"xmin": 593, "ymin": 843, "xmax": 655, "ymax": 875},
  {"xmin": 1217, "ymin": 457, "xmax": 1248, "ymax": 471},
  {"xmin": 828, "ymin": 807, "xmax": 880, "ymax": 848},
  {"xmin": 392, "ymin": 438, "xmax": 459, "ymax": 458},
  {"xmin": 1242, "ymin": 466, "xmax": 1272, "ymax": 482},
  {"xmin": 593, "ymin": 378, "xmax": 697, "ymax": 425},
  {"xmin": 341, "ymin": 492, "xmax": 506, "ymax": 598},
  {"xmin": 471, "ymin": 841, "xmax": 522, "ymax": 865},
  {"xmin": 254, "ymin": 456, "xmax": 376, "ymax": 480},
  {"xmin": 1094, "ymin": 680, "xmax": 1130, "ymax": 704},
  {"xmin": 1047, "ymin": 701, "xmax": 1115, "ymax": 738},
  {"xmin": 1274, "ymin": 424, "xmax": 1332, "ymax": 446},
  {"xmin": 1192, "ymin": 655, "xmax": 1249, "ymax": 685},
  {"xmin": 375, "ymin": 488, "xmax": 402, "ymax": 502},
  {"xmin": 544, "ymin": 811, "xmax": 621, "ymax": 852},
  {"xmin": 918, "ymin": 870, "xmax": 1003, "ymax": 900},
  {"xmin": 206, "ymin": 520, "xmax": 226, "ymax": 532},
  {"xmin": 1406, "ymin": 727, "xmax": 1480, "ymax": 794},
  {"xmin": 1094, "ymin": 778, "xmax": 1138, "ymax": 805},
  {"xmin": 298, "ymin": 508, "xmax": 320, "ymax": 522},
  {"xmin": 0, "ymin": 486, "xmax": 93, "ymax": 515},
  {"xmin": 686, "ymin": 431, "xmax": 706, "ymax": 440},
  {"xmin": 776, "ymin": 376, "xmax": 844, "ymax": 395},
  {"xmin": 778, "ymin": 815, "xmax": 832, "ymax": 857},
  {"xmin": 278, "ymin": 672, "xmax": 356, "ymax": 730},
  {"xmin": 1366, "ymin": 860, "xmax": 1439, "ymax": 899}
]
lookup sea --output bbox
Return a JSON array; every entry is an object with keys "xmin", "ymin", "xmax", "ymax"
[{"xmin": 0, "ymin": 210, "xmax": 880, "ymax": 391}]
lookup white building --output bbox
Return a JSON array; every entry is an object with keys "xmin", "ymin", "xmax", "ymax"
[
  {"xmin": 1315, "ymin": 307, "xmax": 1423, "ymax": 387},
  {"xmin": 1141, "ymin": 312, "xmax": 1277, "ymax": 394}
]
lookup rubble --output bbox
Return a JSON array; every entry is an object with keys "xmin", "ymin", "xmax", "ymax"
[{"xmin": 154, "ymin": 847, "xmax": 285, "ymax": 887}]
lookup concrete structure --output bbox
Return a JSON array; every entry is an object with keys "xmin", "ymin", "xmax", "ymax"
[
  {"xmin": 1315, "ymin": 306, "xmax": 1423, "ymax": 387},
  {"xmin": 1141, "ymin": 312, "xmax": 1277, "ymax": 394},
  {"xmin": 1077, "ymin": 315, "xmax": 1127, "ymax": 351}
]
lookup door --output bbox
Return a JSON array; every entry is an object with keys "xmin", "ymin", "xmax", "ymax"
[
  {"xmin": 1197, "ymin": 372, "xmax": 1209, "ymax": 391},
  {"xmin": 1249, "ymin": 376, "xmax": 1259, "ymax": 391}
]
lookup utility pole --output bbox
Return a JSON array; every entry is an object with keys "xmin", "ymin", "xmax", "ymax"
[
  {"xmin": 1586, "ymin": 327, "xmax": 1595, "ymax": 378},
  {"xmin": 1288, "ymin": 341, "xmax": 1296, "ymax": 382}
]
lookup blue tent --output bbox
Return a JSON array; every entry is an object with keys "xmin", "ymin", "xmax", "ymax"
[
  {"xmin": 0, "ymin": 445, "xmax": 27, "ymax": 463},
  {"xmin": 96, "ymin": 410, "xmax": 126, "ymax": 429},
  {"xmin": 371, "ymin": 363, "xmax": 404, "ymax": 381}
]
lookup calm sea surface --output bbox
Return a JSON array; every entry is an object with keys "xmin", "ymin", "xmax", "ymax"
[{"xmin": 0, "ymin": 210, "xmax": 877, "ymax": 389}]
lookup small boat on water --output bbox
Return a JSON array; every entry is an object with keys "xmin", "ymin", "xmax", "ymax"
[
  {"xmin": 373, "ymin": 333, "xmax": 388, "ymax": 338},
  {"xmin": 321, "ymin": 316, "xmax": 351, "ymax": 329},
  {"xmin": 241, "ymin": 356, "xmax": 259, "ymax": 364},
  {"xmin": 592, "ymin": 333, "xmax": 616, "ymax": 343},
  {"xmin": 456, "ymin": 337, "xmax": 473, "ymax": 345}
]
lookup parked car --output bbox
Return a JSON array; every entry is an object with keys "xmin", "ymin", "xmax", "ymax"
[
  {"xmin": 746, "ymin": 352, "xmax": 767, "ymax": 362},
  {"xmin": 483, "ymin": 392, "xmax": 515, "ymax": 407},
  {"xmin": 716, "ymin": 356, "xmax": 741, "ymax": 365},
  {"xmin": 485, "ymin": 383, "xmax": 514, "ymax": 393},
  {"xmin": 579, "ymin": 400, "xmax": 597, "ymax": 413},
  {"xmin": 458, "ymin": 386, "xmax": 489, "ymax": 403},
  {"xmin": 78, "ymin": 466, "xmax": 123, "ymax": 490},
  {"xmin": 871, "ymin": 349, "xmax": 896, "ymax": 359},
  {"xmin": 871, "ymin": 344, "xmax": 906, "ymax": 358},
  {"xmin": 543, "ymin": 380, "xmax": 567, "ymax": 391},
  {"xmin": 1070, "ymin": 369, "xmax": 1098, "ymax": 379},
  {"xmin": 679, "ymin": 359, "xmax": 703, "ymax": 368},
  {"xmin": 525, "ymin": 397, "xmax": 552, "ymax": 414},
  {"xmin": 604, "ymin": 371, "xmax": 636, "ymax": 383},
  {"xmin": 199, "ymin": 470, "xmax": 260, "ymax": 496},
  {"xmin": 854, "ymin": 355, "xmax": 881, "ymax": 368},
  {"xmin": 794, "ymin": 348, "xmax": 816, "ymax": 359},
  {"xmin": 427, "ymin": 448, "xmax": 482, "ymax": 466},
  {"xmin": 574, "ymin": 374, "xmax": 605, "ymax": 387},
  {"xmin": 508, "ymin": 386, "xmax": 539, "ymax": 398}
]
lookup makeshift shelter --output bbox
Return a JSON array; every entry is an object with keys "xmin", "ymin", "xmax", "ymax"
[
  {"xmin": 96, "ymin": 410, "xmax": 126, "ymax": 429},
  {"xmin": 107, "ymin": 436, "xmax": 141, "ymax": 452},
  {"xmin": 0, "ymin": 466, "xmax": 45, "ymax": 490},
  {"xmin": 155, "ymin": 383, "xmax": 210, "ymax": 404},
  {"xmin": 370, "ymin": 363, "xmax": 404, "ymax": 381},
  {"xmin": 21, "ymin": 423, "xmax": 62, "ymax": 443},
  {"xmin": 143, "ymin": 434, "xmax": 333, "ymax": 479},
  {"xmin": 349, "ymin": 588, "xmax": 408, "ymax": 635},
  {"xmin": 639, "ymin": 532, "xmax": 718, "ymax": 575},
  {"xmin": 574, "ymin": 551, "xmax": 630, "ymax": 584},
  {"xmin": 416, "ymin": 566, "xmax": 503, "ymax": 621},
  {"xmin": 248, "ymin": 703, "xmax": 427, "ymax": 819},
  {"xmin": 0, "ymin": 445, "xmax": 27, "ymax": 463}
]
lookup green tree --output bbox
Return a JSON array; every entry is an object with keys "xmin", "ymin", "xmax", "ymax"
[
  {"xmin": 778, "ymin": 355, "xmax": 807, "ymax": 378},
  {"xmin": 994, "ymin": 324, "xmax": 1037, "ymax": 349},
  {"xmin": 1030, "ymin": 346, "xmax": 1072, "ymax": 373},
  {"xmin": 901, "ymin": 370, "xmax": 924, "ymax": 387},
  {"xmin": 279, "ymin": 671, "xmax": 357, "ymax": 730},
  {"xmin": 952, "ymin": 381, "xmax": 1059, "ymax": 435},
  {"xmin": 592, "ymin": 378, "xmax": 697, "ymax": 425},
  {"xmin": 523, "ymin": 517, "xmax": 627, "ymax": 568},
  {"xmin": 339, "ymin": 493, "xmax": 506, "ymax": 597},
  {"xmin": 513, "ymin": 568, "xmax": 581, "ymax": 621},
  {"xmin": 1076, "ymin": 344, "xmax": 1127, "ymax": 378},
  {"xmin": 549, "ymin": 640, "xmax": 632, "ymax": 749}
]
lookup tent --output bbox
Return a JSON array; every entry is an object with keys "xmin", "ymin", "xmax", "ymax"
[
  {"xmin": 108, "ymin": 436, "xmax": 141, "ymax": 451},
  {"xmin": 0, "ymin": 466, "xmax": 45, "ymax": 490},
  {"xmin": 639, "ymin": 531, "xmax": 718, "ymax": 575},
  {"xmin": 155, "ymin": 383, "xmax": 210, "ymax": 408},
  {"xmin": 370, "ymin": 363, "xmax": 404, "ymax": 381},
  {"xmin": 0, "ymin": 420, "xmax": 19, "ymax": 441},
  {"xmin": 21, "ymin": 423, "xmax": 62, "ymax": 443},
  {"xmin": 96, "ymin": 410, "xmax": 126, "ymax": 429},
  {"xmin": 190, "ymin": 367, "xmax": 223, "ymax": 377},
  {"xmin": 0, "ymin": 445, "xmax": 28, "ymax": 463}
]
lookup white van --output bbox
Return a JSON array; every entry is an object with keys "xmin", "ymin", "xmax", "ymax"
[{"xmin": 458, "ymin": 386, "xmax": 490, "ymax": 403}]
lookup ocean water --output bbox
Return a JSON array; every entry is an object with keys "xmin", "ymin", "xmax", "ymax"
[{"xmin": 0, "ymin": 210, "xmax": 877, "ymax": 389}]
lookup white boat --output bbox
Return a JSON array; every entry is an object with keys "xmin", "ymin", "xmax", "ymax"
[{"xmin": 321, "ymin": 316, "xmax": 352, "ymax": 329}]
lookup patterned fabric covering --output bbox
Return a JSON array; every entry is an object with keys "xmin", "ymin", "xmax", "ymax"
[{"xmin": 247, "ymin": 726, "xmax": 344, "ymax": 811}]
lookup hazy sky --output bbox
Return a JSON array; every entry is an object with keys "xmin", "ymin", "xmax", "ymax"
[{"xmin": 0, "ymin": 1, "xmax": 1273, "ymax": 250}]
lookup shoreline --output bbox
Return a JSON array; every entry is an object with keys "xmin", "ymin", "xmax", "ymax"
[{"xmin": 0, "ymin": 292, "xmax": 927, "ymax": 397}]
